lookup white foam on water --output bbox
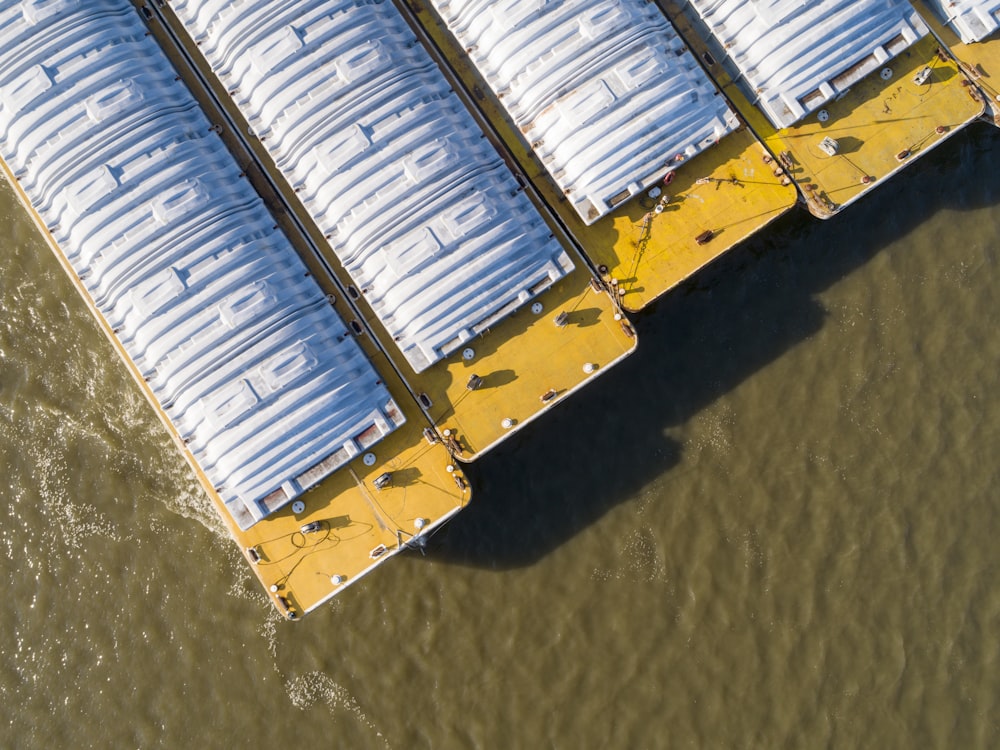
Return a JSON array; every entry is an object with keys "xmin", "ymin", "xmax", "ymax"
[
  {"xmin": 591, "ymin": 526, "xmax": 668, "ymax": 583},
  {"xmin": 285, "ymin": 672, "xmax": 393, "ymax": 749},
  {"xmin": 16, "ymin": 408, "xmax": 122, "ymax": 551}
]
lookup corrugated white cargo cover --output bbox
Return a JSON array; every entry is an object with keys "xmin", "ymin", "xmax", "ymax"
[
  {"xmin": 171, "ymin": 0, "xmax": 575, "ymax": 373},
  {"xmin": 923, "ymin": 0, "xmax": 1000, "ymax": 42},
  {"xmin": 428, "ymin": 0, "xmax": 739, "ymax": 225},
  {"xmin": 686, "ymin": 0, "xmax": 929, "ymax": 128},
  {"xmin": 0, "ymin": 1, "xmax": 403, "ymax": 530}
]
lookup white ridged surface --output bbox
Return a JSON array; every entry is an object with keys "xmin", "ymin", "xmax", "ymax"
[
  {"xmin": 686, "ymin": 0, "xmax": 929, "ymax": 128},
  {"xmin": 923, "ymin": 0, "xmax": 1000, "ymax": 43},
  {"xmin": 429, "ymin": 0, "xmax": 739, "ymax": 224},
  {"xmin": 172, "ymin": 0, "xmax": 574, "ymax": 373},
  {"xmin": 0, "ymin": 0, "xmax": 403, "ymax": 529}
]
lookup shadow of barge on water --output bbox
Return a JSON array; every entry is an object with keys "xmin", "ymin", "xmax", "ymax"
[{"xmin": 419, "ymin": 122, "xmax": 1000, "ymax": 571}]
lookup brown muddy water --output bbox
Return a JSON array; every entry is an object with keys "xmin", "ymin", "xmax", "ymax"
[{"xmin": 2, "ymin": 123, "xmax": 1000, "ymax": 749}]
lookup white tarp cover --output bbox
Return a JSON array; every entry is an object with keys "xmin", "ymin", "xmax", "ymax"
[
  {"xmin": 686, "ymin": 0, "xmax": 930, "ymax": 128},
  {"xmin": 428, "ymin": 0, "xmax": 739, "ymax": 225},
  {"xmin": 923, "ymin": 0, "xmax": 1000, "ymax": 42},
  {"xmin": 0, "ymin": 0, "xmax": 404, "ymax": 530},
  {"xmin": 172, "ymin": 0, "xmax": 575, "ymax": 373}
]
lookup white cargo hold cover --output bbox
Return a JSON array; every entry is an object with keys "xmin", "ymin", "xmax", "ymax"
[
  {"xmin": 923, "ymin": 0, "xmax": 1000, "ymax": 42},
  {"xmin": 686, "ymin": 0, "xmax": 930, "ymax": 128},
  {"xmin": 171, "ymin": 0, "xmax": 575, "ymax": 373},
  {"xmin": 0, "ymin": 1, "xmax": 404, "ymax": 530},
  {"xmin": 427, "ymin": 0, "xmax": 739, "ymax": 225}
]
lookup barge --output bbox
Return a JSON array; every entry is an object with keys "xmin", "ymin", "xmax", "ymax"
[{"xmin": 4, "ymin": 0, "xmax": 998, "ymax": 619}]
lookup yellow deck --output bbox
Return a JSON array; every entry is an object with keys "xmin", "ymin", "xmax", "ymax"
[
  {"xmin": 664, "ymin": 3, "xmax": 985, "ymax": 218},
  {"xmin": 370, "ymin": 263, "xmax": 635, "ymax": 460},
  {"xmin": 571, "ymin": 128, "xmax": 797, "ymax": 311},
  {"xmin": 229, "ymin": 369, "xmax": 469, "ymax": 618},
  {"xmin": 407, "ymin": 0, "xmax": 797, "ymax": 313},
  {"xmin": 910, "ymin": 0, "xmax": 1000, "ymax": 125}
]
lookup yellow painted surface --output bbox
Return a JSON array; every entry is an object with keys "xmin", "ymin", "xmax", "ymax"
[
  {"xmin": 663, "ymin": 1, "xmax": 984, "ymax": 219},
  {"xmin": 572, "ymin": 129, "xmax": 797, "ymax": 311},
  {"xmin": 230, "ymin": 373, "xmax": 469, "ymax": 618},
  {"xmin": 760, "ymin": 36, "xmax": 984, "ymax": 217},
  {"xmin": 1, "ymin": 149, "xmax": 468, "ymax": 621},
  {"xmin": 355, "ymin": 264, "xmax": 637, "ymax": 461},
  {"xmin": 408, "ymin": 0, "xmax": 796, "ymax": 313},
  {"xmin": 910, "ymin": 0, "xmax": 1000, "ymax": 123}
]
